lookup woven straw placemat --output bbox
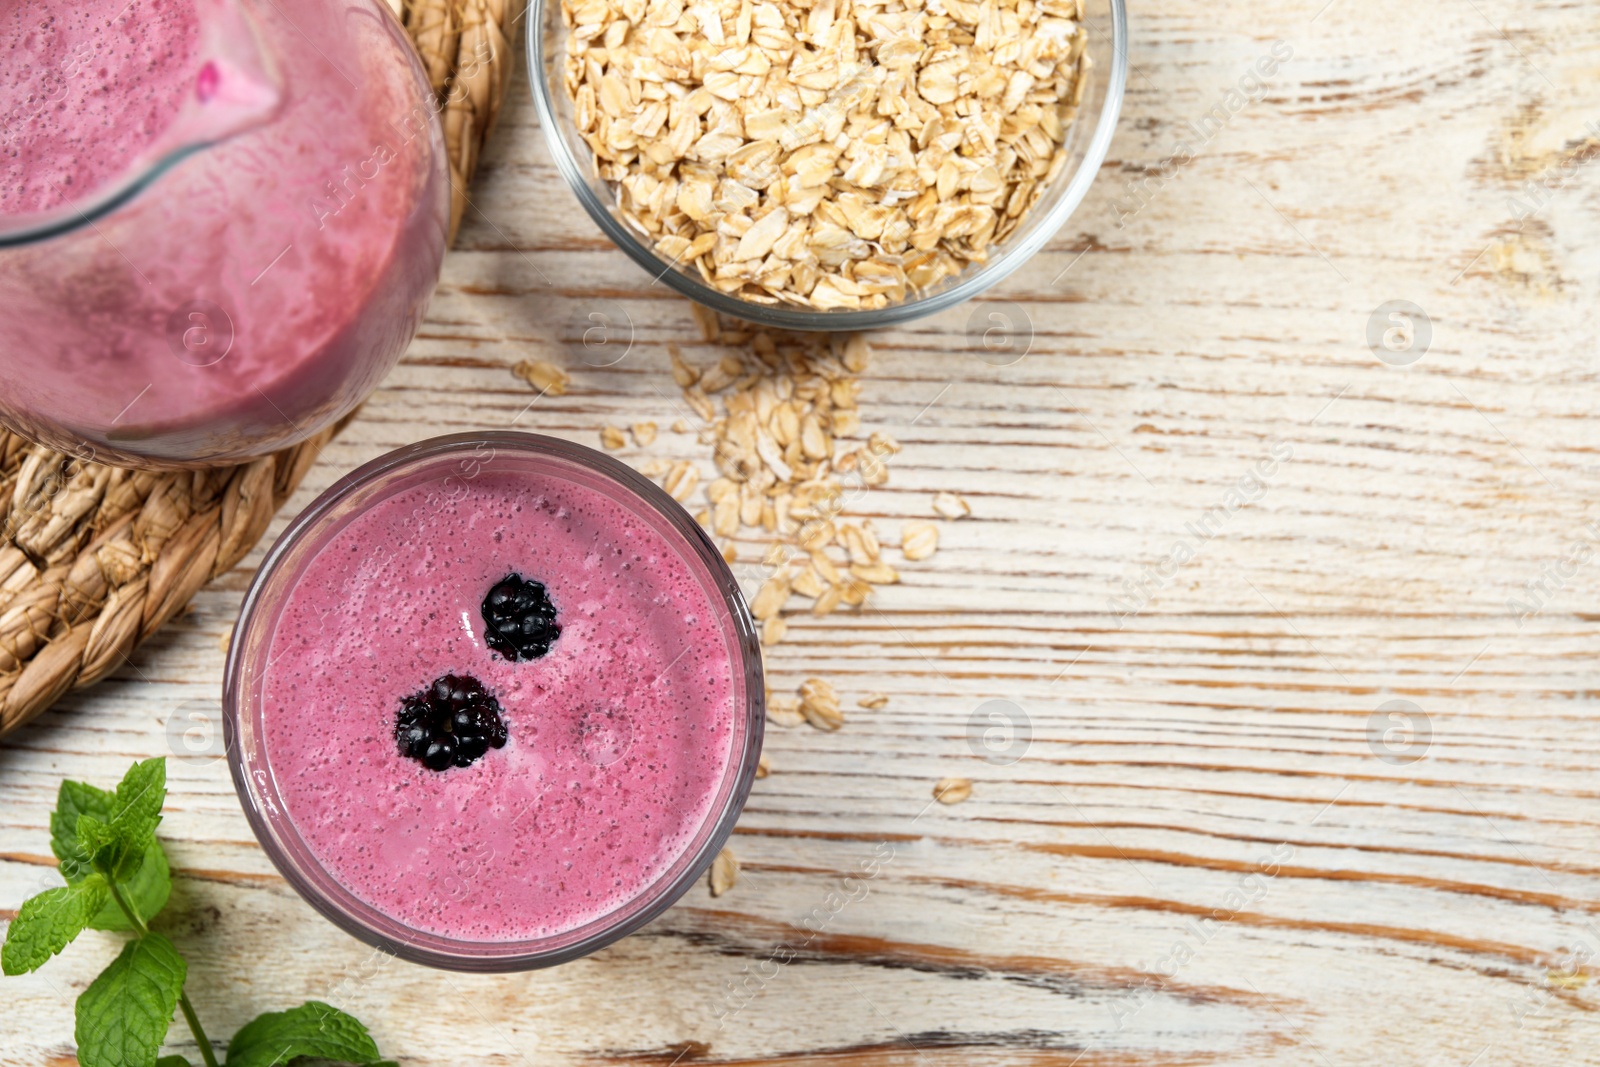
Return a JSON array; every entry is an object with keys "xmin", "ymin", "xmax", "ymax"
[{"xmin": 0, "ymin": 0, "xmax": 523, "ymax": 738}]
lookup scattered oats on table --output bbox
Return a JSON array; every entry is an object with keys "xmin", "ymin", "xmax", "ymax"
[
  {"xmin": 767, "ymin": 690, "xmax": 805, "ymax": 726},
  {"xmin": 799, "ymin": 676, "xmax": 843, "ymax": 730},
  {"xmin": 513, "ymin": 358, "xmax": 571, "ymax": 396},
  {"xmin": 653, "ymin": 325, "xmax": 908, "ymax": 635},
  {"xmin": 710, "ymin": 846, "xmax": 740, "ymax": 896},
  {"xmin": 934, "ymin": 776, "xmax": 973, "ymax": 804},
  {"xmin": 850, "ymin": 559, "xmax": 899, "ymax": 585},
  {"xmin": 900, "ymin": 521, "xmax": 939, "ymax": 561},
  {"xmin": 932, "ymin": 491, "xmax": 971, "ymax": 519},
  {"xmin": 625, "ymin": 313, "xmax": 948, "ymax": 746},
  {"xmin": 559, "ymin": 0, "xmax": 1093, "ymax": 310},
  {"xmin": 662, "ymin": 458, "xmax": 699, "ymax": 500},
  {"xmin": 600, "ymin": 424, "xmax": 628, "ymax": 449}
]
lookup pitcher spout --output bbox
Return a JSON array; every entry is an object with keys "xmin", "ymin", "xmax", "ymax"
[
  {"xmin": 165, "ymin": 0, "xmax": 284, "ymax": 154},
  {"xmin": 0, "ymin": 0, "xmax": 283, "ymax": 248}
]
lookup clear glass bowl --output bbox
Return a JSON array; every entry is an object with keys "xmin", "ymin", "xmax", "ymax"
[
  {"xmin": 528, "ymin": 0, "xmax": 1127, "ymax": 330},
  {"xmin": 223, "ymin": 432, "xmax": 764, "ymax": 970}
]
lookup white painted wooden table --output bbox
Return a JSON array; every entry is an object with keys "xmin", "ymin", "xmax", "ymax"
[{"xmin": 6, "ymin": 1, "xmax": 1600, "ymax": 1063}]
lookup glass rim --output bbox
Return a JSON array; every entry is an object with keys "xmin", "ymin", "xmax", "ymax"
[
  {"xmin": 526, "ymin": 0, "xmax": 1128, "ymax": 331},
  {"xmin": 222, "ymin": 430, "xmax": 766, "ymax": 971}
]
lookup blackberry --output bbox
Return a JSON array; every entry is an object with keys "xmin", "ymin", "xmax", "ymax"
[
  {"xmin": 395, "ymin": 673, "xmax": 508, "ymax": 771},
  {"xmin": 481, "ymin": 573, "xmax": 561, "ymax": 661}
]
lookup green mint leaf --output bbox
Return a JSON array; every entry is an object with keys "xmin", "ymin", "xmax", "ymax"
[
  {"xmin": 1, "ymin": 875, "xmax": 109, "ymax": 975},
  {"xmin": 111, "ymin": 757, "xmax": 167, "ymax": 852},
  {"xmin": 89, "ymin": 838, "xmax": 172, "ymax": 931},
  {"xmin": 51, "ymin": 779, "xmax": 116, "ymax": 882},
  {"xmin": 76, "ymin": 814, "xmax": 131, "ymax": 878},
  {"xmin": 156, "ymin": 1058, "xmax": 193, "ymax": 1067},
  {"xmin": 224, "ymin": 1001, "xmax": 383, "ymax": 1067},
  {"xmin": 74, "ymin": 931, "xmax": 187, "ymax": 1067},
  {"xmin": 77, "ymin": 812, "xmax": 161, "ymax": 894},
  {"xmin": 76, "ymin": 813, "xmax": 119, "ymax": 858}
]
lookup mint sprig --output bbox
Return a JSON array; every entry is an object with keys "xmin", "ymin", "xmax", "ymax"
[
  {"xmin": 4, "ymin": 757, "xmax": 392, "ymax": 1067},
  {"xmin": 49, "ymin": 766, "xmax": 172, "ymax": 929}
]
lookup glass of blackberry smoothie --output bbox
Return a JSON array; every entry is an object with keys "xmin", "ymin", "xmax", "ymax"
[{"xmin": 224, "ymin": 433, "xmax": 763, "ymax": 970}]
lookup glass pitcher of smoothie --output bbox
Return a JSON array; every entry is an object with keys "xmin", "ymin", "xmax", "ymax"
[{"xmin": 0, "ymin": 0, "xmax": 449, "ymax": 467}]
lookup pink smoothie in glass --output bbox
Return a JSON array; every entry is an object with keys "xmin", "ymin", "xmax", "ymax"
[
  {"xmin": 0, "ymin": 0, "xmax": 447, "ymax": 464},
  {"xmin": 256, "ymin": 466, "xmax": 739, "ymax": 941}
]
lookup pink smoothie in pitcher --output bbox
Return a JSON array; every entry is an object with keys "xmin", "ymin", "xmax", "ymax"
[
  {"xmin": 0, "ymin": 0, "xmax": 447, "ymax": 465},
  {"xmin": 255, "ymin": 464, "xmax": 740, "ymax": 941},
  {"xmin": 0, "ymin": 0, "xmax": 200, "ymax": 213}
]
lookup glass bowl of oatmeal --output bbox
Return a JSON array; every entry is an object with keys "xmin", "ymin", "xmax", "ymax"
[{"xmin": 529, "ymin": 0, "xmax": 1126, "ymax": 330}]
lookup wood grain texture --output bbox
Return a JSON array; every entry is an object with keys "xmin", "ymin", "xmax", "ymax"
[{"xmin": 5, "ymin": 1, "xmax": 1600, "ymax": 1064}]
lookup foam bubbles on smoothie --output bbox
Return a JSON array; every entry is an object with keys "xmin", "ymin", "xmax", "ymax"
[
  {"xmin": 260, "ymin": 466, "xmax": 740, "ymax": 942},
  {"xmin": 0, "ymin": 0, "xmax": 201, "ymax": 215}
]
